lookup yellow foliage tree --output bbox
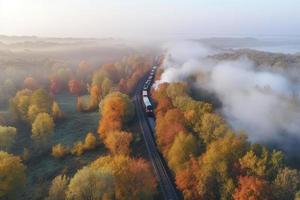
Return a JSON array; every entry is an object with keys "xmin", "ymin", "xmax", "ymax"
[
  {"xmin": 167, "ymin": 132, "xmax": 199, "ymax": 172},
  {"xmin": 84, "ymin": 133, "xmax": 97, "ymax": 150},
  {"xmin": 52, "ymin": 144, "xmax": 69, "ymax": 158},
  {"xmin": 0, "ymin": 126, "xmax": 17, "ymax": 151},
  {"xmin": 31, "ymin": 113, "xmax": 55, "ymax": 146},
  {"xmin": 0, "ymin": 151, "xmax": 26, "ymax": 199}
]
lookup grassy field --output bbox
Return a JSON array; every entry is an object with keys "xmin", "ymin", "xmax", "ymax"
[{"xmin": 6, "ymin": 94, "xmax": 106, "ymax": 200}]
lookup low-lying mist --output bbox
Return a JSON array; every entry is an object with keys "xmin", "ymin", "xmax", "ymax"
[{"xmin": 158, "ymin": 41, "xmax": 300, "ymax": 151}]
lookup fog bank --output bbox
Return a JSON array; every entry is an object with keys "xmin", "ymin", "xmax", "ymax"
[{"xmin": 158, "ymin": 41, "xmax": 300, "ymax": 147}]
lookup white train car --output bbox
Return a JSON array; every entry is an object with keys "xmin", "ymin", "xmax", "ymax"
[
  {"xmin": 142, "ymin": 90, "xmax": 148, "ymax": 97},
  {"xmin": 142, "ymin": 96, "xmax": 153, "ymax": 116}
]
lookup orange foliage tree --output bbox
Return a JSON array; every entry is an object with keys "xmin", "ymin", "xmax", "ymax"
[
  {"xmin": 233, "ymin": 176, "xmax": 272, "ymax": 200},
  {"xmin": 155, "ymin": 108, "xmax": 188, "ymax": 155},
  {"xmin": 104, "ymin": 131, "xmax": 133, "ymax": 155},
  {"xmin": 49, "ymin": 76, "xmax": 61, "ymax": 95},
  {"xmin": 23, "ymin": 77, "xmax": 38, "ymax": 90},
  {"xmin": 68, "ymin": 79, "xmax": 81, "ymax": 96},
  {"xmin": 98, "ymin": 92, "xmax": 134, "ymax": 138}
]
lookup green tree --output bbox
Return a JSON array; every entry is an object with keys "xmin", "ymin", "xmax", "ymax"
[
  {"xmin": 0, "ymin": 126, "xmax": 16, "ymax": 151},
  {"xmin": 0, "ymin": 151, "xmax": 26, "ymax": 199}
]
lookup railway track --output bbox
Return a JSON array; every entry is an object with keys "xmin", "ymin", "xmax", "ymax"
[{"xmin": 133, "ymin": 74, "xmax": 179, "ymax": 200}]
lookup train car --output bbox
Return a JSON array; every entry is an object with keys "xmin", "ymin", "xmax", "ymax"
[
  {"xmin": 143, "ymin": 82, "xmax": 150, "ymax": 90},
  {"xmin": 142, "ymin": 96, "xmax": 153, "ymax": 116},
  {"xmin": 141, "ymin": 63, "xmax": 159, "ymax": 117},
  {"xmin": 142, "ymin": 90, "xmax": 148, "ymax": 97}
]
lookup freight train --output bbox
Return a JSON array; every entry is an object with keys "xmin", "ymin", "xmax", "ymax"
[{"xmin": 142, "ymin": 65, "xmax": 158, "ymax": 117}]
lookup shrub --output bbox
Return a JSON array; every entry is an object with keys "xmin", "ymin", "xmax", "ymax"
[
  {"xmin": 71, "ymin": 141, "xmax": 85, "ymax": 156},
  {"xmin": 84, "ymin": 133, "xmax": 97, "ymax": 150},
  {"xmin": 52, "ymin": 144, "xmax": 69, "ymax": 158}
]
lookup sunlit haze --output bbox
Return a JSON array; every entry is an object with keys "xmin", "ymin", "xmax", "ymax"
[{"xmin": 1, "ymin": 0, "xmax": 300, "ymax": 39}]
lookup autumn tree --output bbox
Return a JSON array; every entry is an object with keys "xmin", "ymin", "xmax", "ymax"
[
  {"xmin": 156, "ymin": 108, "xmax": 188, "ymax": 155},
  {"xmin": 92, "ymin": 69, "xmax": 107, "ymax": 87},
  {"xmin": 198, "ymin": 113, "xmax": 230, "ymax": 144},
  {"xmin": 101, "ymin": 78, "xmax": 112, "ymax": 97},
  {"xmin": 98, "ymin": 92, "xmax": 134, "ymax": 138},
  {"xmin": 91, "ymin": 155, "xmax": 156, "ymax": 200},
  {"xmin": 23, "ymin": 76, "xmax": 38, "ymax": 90},
  {"xmin": 71, "ymin": 141, "xmax": 85, "ymax": 156},
  {"xmin": 166, "ymin": 82, "xmax": 188, "ymax": 99},
  {"xmin": 30, "ymin": 88, "xmax": 52, "ymax": 114},
  {"xmin": 167, "ymin": 132, "xmax": 199, "ymax": 172},
  {"xmin": 51, "ymin": 66, "xmax": 72, "ymax": 91},
  {"xmin": 71, "ymin": 133, "xmax": 97, "ymax": 156},
  {"xmin": 77, "ymin": 60, "xmax": 90, "ymax": 81},
  {"xmin": 31, "ymin": 113, "xmax": 55, "ymax": 146},
  {"xmin": 239, "ymin": 147, "xmax": 284, "ymax": 180},
  {"xmin": 152, "ymin": 82, "xmax": 169, "ymax": 102},
  {"xmin": 84, "ymin": 132, "xmax": 97, "ymax": 150},
  {"xmin": 273, "ymin": 167, "xmax": 300, "ymax": 200},
  {"xmin": 46, "ymin": 175, "xmax": 69, "ymax": 200},
  {"xmin": 101, "ymin": 63, "xmax": 120, "ymax": 83},
  {"xmin": 233, "ymin": 176, "xmax": 272, "ymax": 200},
  {"xmin": 126, "ymin": 158, "xmax": 157, "ymax": 199},
  {"xmin": 172, "ymin": 96, "xmax": 212, "ymax": 126},
  {"xmin": 76, "ymin": 96, "xmax": 85, "ymax": 112},
  {"xmin": 66, "ymin": 166, "xmax": 115, "ymax": 200},
  {"xmin": 10, "ymin": 89, "xmax": 32, "ymax": 121},
  {"xmin": 49, "ymin": 76, "xmax": 60, "ymax": 95},
  {"xmin": 88, "ymin": 85, "xmax": 102, "ymax": 110},
  {"xmin": 155, "ymin": 96, "xmax": 173, "ymax": 116},
  {"xmin": 0, "ymin": 126, "xmax": 17, "ymax": 151},
  {"xmin": 176, "ymin": 157, "xmax": 201, "ymax": 200},
  {"xmin": 27, "ymin": 104, "xmax": 40, "ymax": 123},
  {"xmin": 118, "ymin": 78, "xmax": 128, "ymax": 94},
  {"xmin": 52, "ymin": 144, "xmax": 69, "ymax": 158},
  {"xmin": 52, "ymin": 101, "xmax": 64, "ymax": 120},
  {"xmin": 104, "ymin": 131, "xmax": 133, "ymax": 155},
  {"xmin": 196, "ymin": 135, "xmax": 249, "ymax": 200},
  {"xmin": 0, "ymin": 151, "xmax": 26, "ymax": 199},
  {"xmin": 68, "ymin": 79, "xmax": 81, "ymax": 96}
]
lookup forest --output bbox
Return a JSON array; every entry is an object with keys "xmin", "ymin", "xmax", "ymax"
[
  {"xmin": 150, "ymin": 51, "xmax": 300, "ymax": 200},
  {"xmin": 1, "ymin": 36, "xmax": 300, "ymax": 200},
  {"xmin": 0, "ymin": 37, "xmax": 159, "ymax": 200}
]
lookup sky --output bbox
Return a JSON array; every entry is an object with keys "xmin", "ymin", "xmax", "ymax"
[{"xmin": 0, "ymin": 0, "xmax": 300, "ymax": 39}]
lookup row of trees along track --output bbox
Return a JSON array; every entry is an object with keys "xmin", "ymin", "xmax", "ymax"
[{"xmin": 133, "ymin": 67, "xmax": 180, "ymax": 200}]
